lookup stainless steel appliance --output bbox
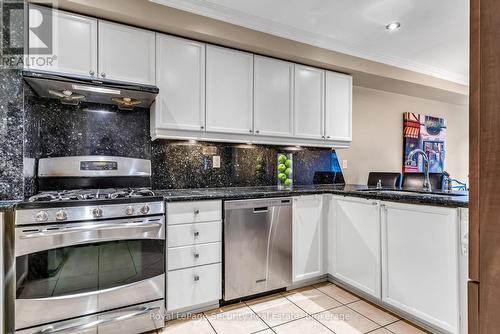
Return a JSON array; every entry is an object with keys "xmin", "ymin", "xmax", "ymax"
[
  {"xmin": 23, "ymin": 70, "xmax": 159, "ymax": 110},
  {"xmin": 7, "ymin": 156, "xmax": 165, "ymax": 334},
  {"xmin": 223, "ymin": 197, "xmax": 292, "ymax": 301}
]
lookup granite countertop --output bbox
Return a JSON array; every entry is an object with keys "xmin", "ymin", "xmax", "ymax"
[
  {"xmin": 156, "ymin": 184, "xmax": 469, "ymax": 208},
  {"xmin": 0, "ymin": 200, "xmax": 21, "ymax": 211}
]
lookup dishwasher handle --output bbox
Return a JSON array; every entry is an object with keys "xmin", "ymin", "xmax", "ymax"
[
  {"xmin": 253, "ymin": 207, "xmax": 269, "ymax": 213},
  {"xmin": 224, "ymin": 197, "xmax": 292, "ymax": 210}
]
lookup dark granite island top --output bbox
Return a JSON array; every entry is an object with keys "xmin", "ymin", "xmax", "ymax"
[{"xmin": 155, "ymin": 184, "xmax": 469, "ymax": 208}]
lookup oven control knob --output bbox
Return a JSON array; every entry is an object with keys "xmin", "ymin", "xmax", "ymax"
[
  {"xmin": 55, "ymin": 210, "xmax": 67, "ymax": 221},
  {"xmin": 140, "ymin": 204, "xmax": 150, "ymax": 215},
  {"xmin": 35, "ymin": 210, "xmax": 49, "ymax": 222},
  {"xmin": 92, "ymin": 208, "xmax": 103, "ymax": 218},
  {"xmin": 125, "ymin": 206, "xmax": 135, "ymax": 215}
]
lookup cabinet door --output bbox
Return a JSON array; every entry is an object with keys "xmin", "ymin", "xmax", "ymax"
[
  {"xmin": 325, "ymin": 71, "xmax": 352, "ymax": 142},
  {"xmin": 206, "ymin": 46, "xmax": 254, "ymax": 135},
  {"xmin": 329, "ymin": 196, "xmax": 381, "ymax": 298},
  {"xmin": 98, "ymin": 21, "xmax": 155, "ymax": 85},
  {"xmin": 155, "ymin": 34, "xmax": 205, "ymax": 131},
  {"xmin": 28, "ymin": 5, "xmax": 97, "ymax": 77},
  {"xmin": 381, "ymin": 202, "xmax": 459, "ymax": 333},
  {"xmin": 292, "ymin": 195, "xmax": 323, "ymax": 282},
  {"xmin": 167, "ymin": 263, "xmax": 221, "ymax": 312},
  {"xmin": 254, "ymin": 56, "xmax": 294, "ymax": 137},
  {"xmin": 293, "ymin": 65, "xmax": 325, "ymax": 140}
]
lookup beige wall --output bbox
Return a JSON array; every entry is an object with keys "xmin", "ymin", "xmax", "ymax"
[{"xmin": 337, "ymin": 86, "xmax": 469, "ymax": 185}]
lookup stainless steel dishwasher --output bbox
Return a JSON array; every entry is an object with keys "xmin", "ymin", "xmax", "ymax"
[{"xmin": 224, "ymin": 197, "xmax": 292, "ymax": 301}]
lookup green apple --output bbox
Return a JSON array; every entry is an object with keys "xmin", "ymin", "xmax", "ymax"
[
  {"xmin": 285, "ymin": 168, "xmax": 292, "ymax": 177},
  {"xmin": 278, "ymin": 173, "xmax": 287, "ymax": 182},
  {"xmin": 278, "ymin": 154, "xmax": 287, "ymax": 164},
  {"xmin": 285, "ymin": 159, "xmax": 292, "ymax": 168},
  {"xmin": 284, "ymin": 178, "xmax": 293, "ymax": 186},
  {"xmin": 278, "ymin": 164, "xmax": 286, "ymax": 172}
]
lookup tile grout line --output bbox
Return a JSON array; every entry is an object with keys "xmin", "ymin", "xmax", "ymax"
[
  {"xmin": 344, "ymin": 302, "xmax": 395, "ymax": 328},
  {"xmin": 311, "ymin": 283, "xmax": 403, "ymax": 331},
  {"xmin": 203, "ymin": 313, "xmax": 219, "ymax": 334},
  {"xmin": 279, "ymin": 291, "xmax": 337, "ymax": 334},
  {"xmin": 243, "ymin": 300, "xmax": 274, "ymax": 332},
  {"xmin": 245, "ymin": 295, "xmax": 309, "ymax": 330},
  {"xmin": 311, "ymin": 283, "xmax": 356, "ymax": 305},
  {"xmin": 382, "ymin": 319, "xmax": 401, "ymax": 328}
]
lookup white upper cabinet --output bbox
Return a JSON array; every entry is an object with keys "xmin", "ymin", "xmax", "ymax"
[
  {"xmin": 328, "ymin": 196, "xmax": 381, "ymax": 298},
  {"xmin": 98, "ymin": 21, "xmax": 155, "ymax": 85},
  {"xmin": 154, "ymin": 34, "xmax": 205, "ymax": 132},
  {"xmin": 292, "ymin": 195, "xmax": 324, "ymax": 282},
  {"xmin": 206, "ymin": 46, "xmax": 254, "ymax": 135},
  {"xmin": 28, "ymin": 5, "xmax": 97, "ymax": 77},
  {"xmin": 325, "ymin": 71, "xmax": 352, "ymax": 142},
  {"xmin": 381, "ymin": 202, "xmax": 460, "ymax": 334},
  {"xmin": 293, "ymin": 65, "xmax": 325, "ymax": 140},
  {"xmin": 254, "ymin": 56, "xmax": 294, "ymax": 137}
]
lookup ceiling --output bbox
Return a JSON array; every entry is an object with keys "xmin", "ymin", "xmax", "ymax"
[{"xmin": 151, "ymin": 0, "xmax": 469, "ymax": 85}]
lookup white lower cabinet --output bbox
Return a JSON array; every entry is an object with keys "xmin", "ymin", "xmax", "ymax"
[
  {"xmin": 381, "ymin": 201, "xmax": 460, "ymax": 334},
  {"xmin": 292, "ymin": 195, "xmax": 324, "ymax": 282},
  {"xmin": 167, "ymin": 242, "xmax": 222, "ymax": 271},
  {"xmin": 167, "ymin": 263, "xmax": 222, "ymax": 312},
  {"xmin": 167, "ymin": 221, "xmax": 222, "ymax": 248},
  {"xmin": 166, "ymin": 200, "xmax": 222, "ymax": 314},
  {"xmin": 328, "ymin": 196, "xmax": 381, "ymax": 298}
]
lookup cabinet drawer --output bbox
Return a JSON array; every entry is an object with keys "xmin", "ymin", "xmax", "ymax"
[
  {"xmin": 168, "ymin": 242, "xmax": 222, "ymax": 271},
  {"xmin": 167, "ymin": 200, "xmax": 222, "ymax": 224},
  {"xmin": 167, "ymin": 263, "xmax": 221, "ymax": 312},
  {"xmin": 168, "ymin": 221, "xmax": 221, "ymax": 247}
]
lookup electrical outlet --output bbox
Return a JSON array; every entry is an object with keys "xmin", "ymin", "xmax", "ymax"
[
  {"xmin": 213, "ymin": 155, "xmax": 221, "ymax": 168},
  {"xmin": 342, "ymin": 160, "xmax": 348, "ymax": 169}
]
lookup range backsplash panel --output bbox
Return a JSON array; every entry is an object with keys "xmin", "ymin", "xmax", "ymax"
[
  {"xmin": 151, "ymin": 140, "xmax": 336, "ymax": 189},
  {"xmin": 23, "ymin": 86, "xmax": 151, "ymax": 196}
]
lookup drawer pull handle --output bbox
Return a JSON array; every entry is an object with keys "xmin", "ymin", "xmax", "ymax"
[
  {"xmin": 194, "ymin": 253, "xmax": 200, "ymax": 258},
  {"xmin": 194, "ymin": 231, "xmax": 200, "ymax": 237},
  {"xmin": 194, "ymin": 275, "xmax": 200, "ymax": 281},
  {"xmin": 194, "ymin": 209, "xmax": 200, "ymax": 214}
]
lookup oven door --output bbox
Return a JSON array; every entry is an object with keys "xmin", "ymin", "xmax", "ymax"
[{"xmin": 14, "ymin": 217, "xmax": 165, "ymax": 331}]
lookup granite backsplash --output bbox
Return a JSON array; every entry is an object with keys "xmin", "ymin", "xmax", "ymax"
[
  {"xmin": 0, "ymin": 0, "xmax": 24, "ymax": 200},
  {"xmin": 23, "ymin": 86, "xmax": 152, "ymax": 196},
  {"xmin": 151, "ymin": 141, "xmax": 337, "ymax": 189},
  {"xmin": 22, "ymin": 85, "xmax": 339, "ymax": 194}
]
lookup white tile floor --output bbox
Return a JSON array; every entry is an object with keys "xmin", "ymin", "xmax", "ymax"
[{"xmin": 149, "ymin": 282, "xmax": 430, "ymax": 334}]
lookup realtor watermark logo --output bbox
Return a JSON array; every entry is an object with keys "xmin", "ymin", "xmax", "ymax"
[{"xmin": 1, "ymin": 1, "xmax": 57, "ymax": 69}]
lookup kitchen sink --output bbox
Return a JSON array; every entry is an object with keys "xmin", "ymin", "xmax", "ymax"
[{"xmin": 358, "ymin": 189, "xmax": 468, "ymax": 197}]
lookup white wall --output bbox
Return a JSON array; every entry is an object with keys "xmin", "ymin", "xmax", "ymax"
[{"xmin": 337, "ymin": 86, "xmax": 469, "ymax": 185}]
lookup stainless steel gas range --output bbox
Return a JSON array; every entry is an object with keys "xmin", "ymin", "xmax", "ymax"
[{"xmin": 5, "ymin": 156, "xmax": 165, "ymax": 334}]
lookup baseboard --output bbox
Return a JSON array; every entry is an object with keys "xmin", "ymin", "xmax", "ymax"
[{"xmin": 287, "ymin": 275, "xmax": 328, "ymax": 290}]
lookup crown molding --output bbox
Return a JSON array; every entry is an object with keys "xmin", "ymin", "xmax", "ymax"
[{"xmin": 150, "ymin": 0, "xmax": 468, "ymax": 85}]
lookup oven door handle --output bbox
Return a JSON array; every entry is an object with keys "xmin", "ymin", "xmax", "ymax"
[
  {"xmin": 34, "ymin": 305, "xmax": 160, "ymax": 334},
  {"xmin": 20, "ymin": 220, "xmax": 163, "ymax": 239}
]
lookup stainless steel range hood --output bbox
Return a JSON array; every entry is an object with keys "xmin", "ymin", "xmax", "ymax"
[{"xmin": 23, "ymin": 70, "xmax": 159, "ymax": 110}]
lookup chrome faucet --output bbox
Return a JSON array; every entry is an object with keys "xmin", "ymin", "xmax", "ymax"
[{"xmin": 406, "ymin": 149, "xmax": 432, "ymax": 192}]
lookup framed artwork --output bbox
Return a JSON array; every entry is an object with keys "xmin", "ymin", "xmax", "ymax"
[{"xmin": 403, "ymin": 112, "xmax": 446, "ymax": 173}]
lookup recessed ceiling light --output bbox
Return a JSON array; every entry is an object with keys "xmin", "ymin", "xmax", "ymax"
[{"xmin": 386, "ymin": 22, "xmax": 401, "ymax": 31}]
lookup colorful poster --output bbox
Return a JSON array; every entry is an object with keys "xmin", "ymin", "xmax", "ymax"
[{"xmin": 403, "ymin": 113, "xmax": 446, "ymax": 173}]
